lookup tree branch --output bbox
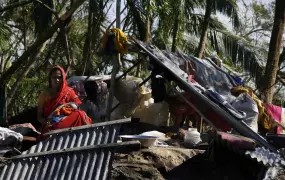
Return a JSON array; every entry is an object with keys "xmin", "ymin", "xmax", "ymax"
[
  {"xmin": 277, "ymin": 75, "xmax": 285, "ymax": 86},
  {"xmin": 0, "ymin": 0, "xmax": 86, "ymax": 85},
  {"xmin": 242, "ymin": 28, "xmax": 267, "ymax": 37},
  {"xmin": 106, "ymin": 5, "xmax": 127, "ymax": 30},
  {"xmin": 61, "ymin": 25, "xmax": 72, "ymax": 74},
  {"xmin": 35, "ymin": 0, "xmax": 59, "ymax": 20}
]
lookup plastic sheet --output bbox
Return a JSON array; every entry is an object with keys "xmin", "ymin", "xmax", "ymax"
[
  {"xmin": 193, "ymin": 58, "xmax": 236, "ymax": 102},
  {"xmin": 231, "ymin": 93, "xmax": 259, "ymax": 133},
  {"xmin": 163, "ymin": 51, "xmax": 236, "ymax": 102},
  {"xmin": 0, "ymin": 127, "xmax": 23, "ymax": 149},
  {"xmin": 205, "ymin": 90, "xmax": 246, "ymax": 119}
]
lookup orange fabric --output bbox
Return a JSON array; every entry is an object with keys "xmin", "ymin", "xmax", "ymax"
[
  {"xmin": 42, "ymin": 111, "xmax": 92, "ymax": 134},
  {"xmin": 53, "ymin": 111, "xmax": 92, "ymax": 130},
  {"xmin": 54, "ymin": 106, "xmax": 76, "ymax": 116}
]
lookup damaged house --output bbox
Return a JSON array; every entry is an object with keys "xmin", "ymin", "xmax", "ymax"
[{"xmin": 0, "ymin": 39, "xmax": 285, "ymax": 180}]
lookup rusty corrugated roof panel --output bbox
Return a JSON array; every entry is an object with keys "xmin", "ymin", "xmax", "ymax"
[
  {"xmin": 0, "ymin": 141, "xmax": 139, "ymax": 180},
  {"xmin": 23, "ymin": 118, "xmax": 131, "ymax": 155}
]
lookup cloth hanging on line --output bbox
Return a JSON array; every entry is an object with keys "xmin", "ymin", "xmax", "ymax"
[
  {"xmin": 102, "ymin": 28, "xmax": 128, "ymax": 54},
  {"xmin": 264, "ymin": 104, "xmax": 285, "ymax": 134}
]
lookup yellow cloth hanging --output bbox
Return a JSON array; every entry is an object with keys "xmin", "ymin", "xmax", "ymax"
[{"xmin": 102, "ymin": 28, "xmax": 128, "ymax": 54}]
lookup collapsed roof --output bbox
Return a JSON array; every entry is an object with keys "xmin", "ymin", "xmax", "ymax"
[{"xmin": 133, "ymin": 39, "xmax": 277, "ymax": 152}]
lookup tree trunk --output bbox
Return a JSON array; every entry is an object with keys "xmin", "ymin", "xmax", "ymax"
[
  {"xmin": 196, "ymin": 0, "xmax": 213, "ymax": 58},
  {"xmin": 145, "ymin": 15, "xmax": 150, "ymax": 43},
  {"xmin": 81, "ymin": 0, "xmax": 93, "ymax": 75},
  {"xmin": 127, "ymin": 0, "xmax": 146, "ymax": 41},
  {"xmin": 23, "ymin": 12, "xmax": 27, "ymax": 51},
  {"xmin": 82, "ymin": 0, "xmax": 107, "ymax": 75},
  {"xmin": 171, "ymin": 13, "xmax": 179, "ymax": 52},
  {"xmin": 116, "ymin": 0, "xmax": 121, "ymax": 28},
  {"xmin": 260, "ymin": 0, "xmax": 285, "ymax": 103},
  {"xmin": 61, "ymin": 25, "xmax": 72, "ymax": 75}
]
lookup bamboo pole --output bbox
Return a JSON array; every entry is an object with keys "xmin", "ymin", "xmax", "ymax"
[{"xmin": 105, "ymin": 0, "xmax": 121, "ymax": 121}]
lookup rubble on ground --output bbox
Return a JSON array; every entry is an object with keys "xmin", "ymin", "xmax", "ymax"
[{"xmin": 111, "ymin": 147, "xmax": 204, "ymax": 179}]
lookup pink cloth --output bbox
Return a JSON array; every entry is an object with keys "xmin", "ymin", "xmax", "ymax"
[{"xmin": 264, "ymin": 104, "xmax": 282, "ymax": 134}]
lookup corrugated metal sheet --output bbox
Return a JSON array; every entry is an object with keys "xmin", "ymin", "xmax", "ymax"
[
  {"xmin": 23, "ymin": 118, "xmax": 131, "ymax": 155},
  {"xmin": 0, "ymin": 141, "xmax": 139, "ymax": 180},
  {"xmin": 213, "ymin": 132, "xmax": 285, "ymax": 168},
  {"xmin": 245, "ymin": 147, "xmax": 285, "ymax": 167}
]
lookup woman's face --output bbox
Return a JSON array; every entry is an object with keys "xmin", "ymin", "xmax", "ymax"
[{"xmin": 50, "ymin": 69, "xmax": 63, "ymax": 90}]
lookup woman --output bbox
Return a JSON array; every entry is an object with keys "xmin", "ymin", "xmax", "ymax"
[{"xmin": 37, "ymin": 66, "xmax": 92, "ymax": 134}]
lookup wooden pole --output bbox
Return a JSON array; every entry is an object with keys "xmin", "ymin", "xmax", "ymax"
[
  {"xmin": 106, "ymin": 0, "xmax": 121, "ymax": 121},
  {"xmin": 106, "ymin": 55, "xmax": 120, "ymax": 121}
]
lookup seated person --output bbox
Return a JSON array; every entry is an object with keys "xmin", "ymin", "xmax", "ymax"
[
  {"xmin": 37, "ymin": 66, "xmax": 92, "ymax": 134},
  {"xmin": 80, "ymin": 81, "xmax": 100, "ymax": 123}
]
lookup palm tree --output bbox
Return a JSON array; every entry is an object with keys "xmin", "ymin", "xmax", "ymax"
[
  {"xmin": 126, "ymin": 0, "xmax": 273, "ymax": 94},
  {"xmin": 126, "ymin": 0, "xmax": 155, "ymax": 42},
  {"xmin": 153, "ymin": 0, "xmax": 203, "ymax": 52},
  {"xmin": 196, "ymin": 0, "xmax": 240, "ymax": 58},
  {"xmin": 81, "ymin": 0, "xmax": 108, "ymax": 75}
]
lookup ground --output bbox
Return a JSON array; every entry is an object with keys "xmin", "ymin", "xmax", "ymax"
[
  {"xmin": 111, "ymin": 146, "xmax": 285, "ymax": 180},
  {"xmin": 111, "ymin": 147, "xmax": 204, "ymax": 180}
]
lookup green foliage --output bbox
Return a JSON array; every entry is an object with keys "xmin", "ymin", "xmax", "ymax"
[
  {"xmin": 0, "ymin": 22, "xmax": 11, "ymax": 54},
  {"xmin": 0, "ymin": 0, "xmax": 282, "ymax": 114},
  {"xmin": 213, "ymin": 0, "xmax": 240, "ymax": 29},
  {"xmin": 8, "ymin": 74, "xmax": 46, "ymax": 114},
  {"xmin": 251, "ymin": 1, "xmax": 271, "ymax": 21}
]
